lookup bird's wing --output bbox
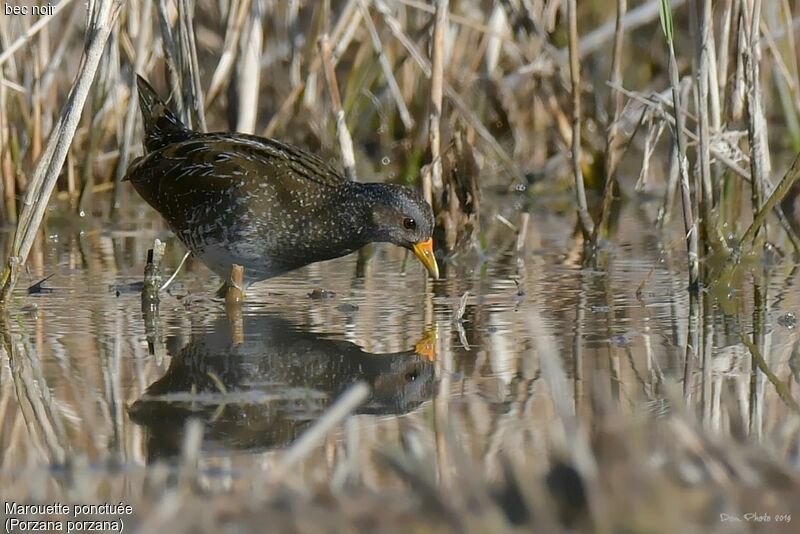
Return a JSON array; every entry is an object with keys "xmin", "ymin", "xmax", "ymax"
[
  {"xmin": 125, "ymin": 133, "xmax": 347, "ymax": 189},
  {"xmin": 124, "ymin": 133, "xmax": 350, "ymax": 226}
]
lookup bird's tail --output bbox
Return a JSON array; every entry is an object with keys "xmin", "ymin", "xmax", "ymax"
[{"xmin": 136, "ymin": 75, "xmax": 191, "ymax": 152}]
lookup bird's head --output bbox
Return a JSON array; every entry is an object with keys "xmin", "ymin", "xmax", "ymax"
[{"xmin": 365, "ymin": 184, "xmax": 439, "ymax": 279}]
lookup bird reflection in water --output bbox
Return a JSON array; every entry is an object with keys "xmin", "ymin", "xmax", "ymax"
[{"xmin": 128, "ymin": 312, "xmax": 435, "ymax": 461}]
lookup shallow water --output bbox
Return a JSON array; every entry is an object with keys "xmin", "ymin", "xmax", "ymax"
[{"xmin": 1, "ymin": 192, "xmax": 798, "ymax": 488}]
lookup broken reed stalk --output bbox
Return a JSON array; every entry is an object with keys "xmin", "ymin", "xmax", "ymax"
[
  {"xmin": 0, "ymin": 0, "xmax": 124, "ymax": 307},
  {"xmin": 659, "ymin": 0, "xmax": 700, "ymax": 290},
  {"xmin": 595, "ymin": 0, "xmax": 627, "ymax": 241},
  {"xmin": 142, "ymin": 242, "xmax": 165, "ymax": 312},
  {"xmin": 225, "ymin": 264, "xmax": 245, "ymax": 305},
  {"xmin": 226, "ymin": 264, "xmax": 245, "ymax": 344},
  {"xmin": 320, "ymin": 33, "xmax": 357, "ymax": 181},
  {"xmin": 567, "ymin": 0, "xmax": 595, "ymax": 241},
  {"xmin": 689, "ymin": 0, "xmax": 717, "ymax": 252},
  {"xmin": 426, "ymin": 0, "xmax": 448, "ymax": 206}
]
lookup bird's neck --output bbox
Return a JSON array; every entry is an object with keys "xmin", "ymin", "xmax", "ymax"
[
  {"xmin": 348, "ymin": 182, "xmax": 397, "ymax": 241},
  {"xmin": 290, "ymin": 182, "xmax": 382, "ymax": 260}
]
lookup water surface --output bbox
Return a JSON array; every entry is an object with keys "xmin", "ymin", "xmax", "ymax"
[{"xmin": 1, "ymin": 192, "xmax": 798, "ymax": 490}]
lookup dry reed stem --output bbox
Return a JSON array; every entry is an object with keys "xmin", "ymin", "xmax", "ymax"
[
  {"xmin": 0, "ymin": 0, "xmax": 125, "ymax": 307},
  {"xmin": 268, "ymin": 381, "xmax": 370, "ymax": 482},
  {"xmin": 730, "ymin": 0, "xmax": 747, "ymax": 121},
  {"xmin": 113, "ymin": 0, "xmax": 153, "ymax": 212},
  {"xmin": 727, "ymin": 152, "xmax": 800, "ymax": 268},
  {"xmin": 744, "ymin": 0, "xmax": 768, "ymax": 229},
  {"xmin": 394, "ymin": 0, "xmax": 513, "ymax": 40},
  {"xmin": 371, "ymin": 0, "xmax": 524, "ymax": 183},
  {"xmin": 426, "ymin": 0, "xmax": 448, "ymax": 205},
  {"xmin": 635, "ymin": 110, "xmax": 665, "ymax": 192},
  {"xmin": 567, "ymin": 0, "xmax": 595, "ymax": 241},
  {"xmin": 235, "ymin": 0, "xmax": 262, "ymax": 133},
  {"xmin": 663, "ymin": 14, "xmax": 701, "ymax": 289},
  {"xmin": 287, "ymin": 0, "xmax": 302, "ymax": 86},
  {"xmin": 205, "ymin": 0, "xmax": 251, "ymax": 107},
  {"xmin": 778, "ymin": 0, "xmax": 800, "ymax": 110},
  {"xmin": 39, "ymin": 4, "xmax": 83, "ymax": 97},
  {"xmin": 515, "ymin": 212, "xmax": 530, "ymax": 252},
  {"xmin": 177, "ymin": 0, "xmax": 207, "ymax": 131},
  {"xmin": 155, "ymin": 0, "xmax": 185, "ymax": 117},
  {"xmin": 31, "ymin": 65, "xmax": 41, "ymax": 167},
  {"xmin": 320, "ymin": 34, "xmax": 357, "ymax": 181},
  {"xmin": 718, "ymin": 0, "xmax": 734, "ymax": 111},
  {"xmin": 595, "ymin": 0, "xmax": 627, "ymax": 241},
  {"xmin": 78, "ymin": 35, "xmax": 116, "ymax": 215},
  {"xmin": 690, "ymin": 0, "xmax": 717, "ymax": 253},
  {"xmin": 358, "ymin": 0, "xmax": 414, "ymax": 130},
  {"xmin": 761, "ymin": 25, "xmax": 800, "ymax": 111},
  {"xmin": 705, "ymin": 3, "xmax": 722, "ymax": 134},
  {"xmin": 609, "ymin": 83, "xmax": 751, "ymax": 180},
  {"xmin": 0, "ymin": 82, "xmax": 15, "ymax": 222},
  {"xmin": 562, "ymin": 0, "xmax": 687, "ymax": 59},
  {"xmin": 657, "ymin": 135, "xmax": 681, "ymax": 227},
  {"xmin": 0, "ymin": 0, "xmax": 76, "ymax": 67},
  {"xmin": 263, "ymin": 0, "xmax": 359, "ymax": 137}
]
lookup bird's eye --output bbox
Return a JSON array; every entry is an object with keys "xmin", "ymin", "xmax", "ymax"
[{"xmin": 403, "ymin": 217, "xmax": 416, "ymax": 230}]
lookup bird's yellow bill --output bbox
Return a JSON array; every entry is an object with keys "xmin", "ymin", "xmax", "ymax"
[{"xmin": 412, "ymin": 238, "xmax": 439, "ymax": 279}]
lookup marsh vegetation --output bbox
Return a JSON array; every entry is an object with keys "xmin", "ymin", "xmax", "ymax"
[{"xmin": 1, "ymin": 0, "xmax": 800, "ymax": 531}]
